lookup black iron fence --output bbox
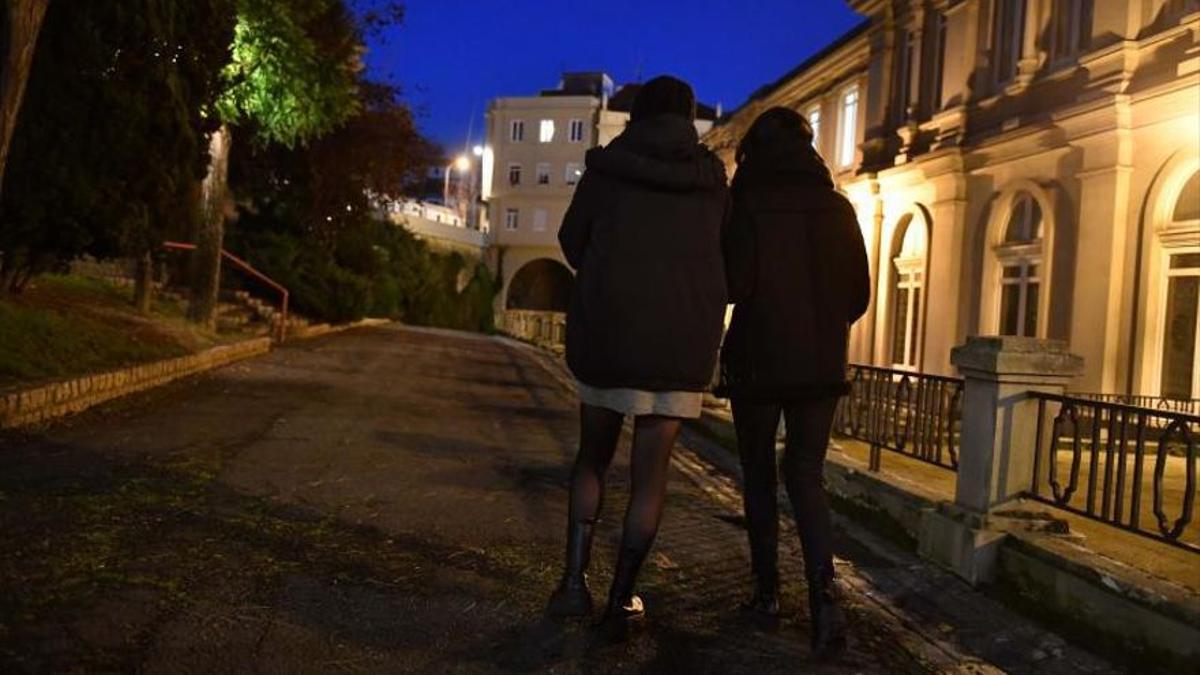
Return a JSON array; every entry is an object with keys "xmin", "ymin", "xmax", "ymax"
[
  {"xmin": 1069, "ymin": 392, "xmax": 1199, "ymax": 416},
  {"xmin": 832, "ymin": 364, "xmax": 963, "ymax": 472},
  {"xmin": 1029, "ymin": 393, "xmax": 1198, "ymax": 554}
]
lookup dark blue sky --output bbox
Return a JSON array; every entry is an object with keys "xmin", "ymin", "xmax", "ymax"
[{"xmin": 364, "ymin": 1, "xmax": 863, "ymax": 154}]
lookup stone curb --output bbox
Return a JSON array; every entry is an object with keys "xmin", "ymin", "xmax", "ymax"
[
  {"xmin": 0, "ymin": 319, "xmax": 393, "ymax": 430},
  {"xmin": 0, "ymin": 338, "xmax": 272, "ymax": 430}
]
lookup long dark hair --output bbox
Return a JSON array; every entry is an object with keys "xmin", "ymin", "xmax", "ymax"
[{"xmin": 734, "ymin": 106, "xmax": 831, "ymax": 190}]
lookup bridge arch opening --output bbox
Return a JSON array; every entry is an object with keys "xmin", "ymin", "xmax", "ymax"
[{"xmin": 506, "ymin": 258, "xmax": 573, "ymax": 311}]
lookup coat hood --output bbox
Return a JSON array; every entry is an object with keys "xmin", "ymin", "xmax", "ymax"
[
  {"xmin": 585, "ymin": 114, "xmax": 727, "ymax": 192},
  {"xmin": 732, "ymin": 136, "xmax": 834, "ymax": 196}
]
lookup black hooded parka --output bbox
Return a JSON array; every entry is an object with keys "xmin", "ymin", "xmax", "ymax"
[{"xmin": 559, "ymin": 113, "xmax": 730, "ymax": 392}]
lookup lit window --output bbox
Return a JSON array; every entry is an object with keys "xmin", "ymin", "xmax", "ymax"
[
  {"xmin": 992, "ymin": 0, "xmax": 1026, "ymax": 84},
  {"xmin": 807, "ymin": 105, "xmax": 821, "ymax": 150},
  {"xmin": 539, "ymin": 119, "xmax": 555, "ymax": 143},
  {"xmin": 536, "ymin": 163, "xmax": 551, "ymax": 185},
  {"xmin": 838, "ymin": 86, "xmax": 859, "ymax": 168},
  {"xmin": 565, "ymin": 163, "xmax": 583, "ymax": 186},
  {"xmin": 995, "ymin": 192, "xmax": 1043, "ymax": 337},
  {"xmin": 504, "ymin": 208, "xmax": 519, "ymax": 230},
  {"xmin": 891, "ymin": 215, "xmax": 928, "ymax": 369},
  {"xmin": 533, "ymin": 208, "xmax": 548, "ymax": 232},
  {"xmin": 568, "ymin": 119, "xmax": 586, "ymax": 143},
  {"xmin": 508, "ymin": 163, "xmax": 521, "ymax": 186},
  {"xmin": 510, "ymin": 120, "xmax": 524, "ymax": 142}
]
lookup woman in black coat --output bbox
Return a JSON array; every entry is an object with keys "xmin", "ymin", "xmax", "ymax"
[
  {"xmin": 546, "ymin": 76, "xmax": 729, "ymax": 631},
  {"xmin": 716, "ymin": 107, "xmax": 869, "ymax": 659}
]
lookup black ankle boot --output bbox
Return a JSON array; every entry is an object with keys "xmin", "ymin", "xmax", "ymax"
[
  {"xmin": 597, "ymin": 545, "xmax": 648, "ymax": 634},
  {"xmin": 742, "ymin": 577, "xmax": 780, "ymax": 617},
  {"xmin": 546, "ymin": 521, "xmax": 595, "ymax": 618},
  {"xmin": 807, "ymin": 567, "xmax": 846, "ymax": 661}
]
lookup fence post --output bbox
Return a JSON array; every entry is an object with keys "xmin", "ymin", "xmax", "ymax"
[{"xmin": 918, "ymin": 336, "xmax": 1082, "ymax": 585}]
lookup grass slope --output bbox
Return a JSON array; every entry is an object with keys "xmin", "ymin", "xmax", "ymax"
[{"xmin": 0, "ymin": 275, "xmax": 246, "ymax": 390}]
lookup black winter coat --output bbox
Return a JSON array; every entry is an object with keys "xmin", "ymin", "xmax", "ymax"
[
  {"xmin": 559, "ymin": 114, "xmax": 730, "ymax": 392},
  {"xmin": 716, "ymin": 162, "xmax": 870, "ymax": 401}
]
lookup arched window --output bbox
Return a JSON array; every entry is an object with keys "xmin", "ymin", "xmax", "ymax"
[
  {"xmin": 890, "ymin": 214, "xmax": 927, "ymax": 369},
  {"xmin": 995, "ymin": 192, "xmax": 1043, "ymax": 337},
  {"xmin": 1160, "ymin": 170, "xmax": 1200, "ymax": 399}
]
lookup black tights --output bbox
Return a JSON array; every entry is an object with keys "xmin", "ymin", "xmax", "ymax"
[
  {"xmin": 567, "ymin": 403, "xmax": 680, "ymax": 560},
  {"xmin": 732, "ymin": 396, "xmax": 840, "ymax": 586}
]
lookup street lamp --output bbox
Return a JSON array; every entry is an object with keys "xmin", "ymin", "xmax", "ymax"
[{"xmin": 443, "ymin": 154, "xmax": 471, "ymax": 208}]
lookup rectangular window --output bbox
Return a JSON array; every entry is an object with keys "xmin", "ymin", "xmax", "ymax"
[
  {"xmin": 895, "ymin": 29, "xmax": 917, "ymax": 121},
  {"xmin": 1000, "ymin": 262, "xmax": 1040, "ymax": 337},
  {"xmin": 892, "ymin": 287, "xmax": 911, "ymax": 365},
  {"xmin": 504, "ymin": 208, "xmax": 519, "ymax": 231},
  {"xmin": 1161, "ymin": 253, "xmax": 1200, "ymax": 398},
  {"xmin": 510, "ymin": 120, "xmax": 524, "ymax": 142},
  {"xmin": 539, "ymin": 119, "xmax": 555, "ymax": 143},
  {"xmin": 807, "ymin": 105, "xmax": 821, "ymax": 150},
  {"xmin": 838, "ymin": 86, "xmax": 859, "ymax": 168},
  {"xmin": 992, "ymin": 0, "xmax": 1026, "ymax": 84},
  {"xmin": 507, "ymin": 163, "xmax": 521, "ymax": 186},
  {"xmin": 1000, "ymin": 281, "xmax": 1021, "ymax": 336},
  {"xmin": 565, "ymin": 163, "xmax": 583, "ymax": 186},
  {"xmin": 533, "ymin": 208, "xmax": 548, "ymax": 232},
  {"xmin": 568, "ymin": 119, "xmax": 586, "ymax": 143},
  {"xmin": 536, "ymin": 163, "xmax": 551, "ymax": 185},
  {"xmin": 931, "ymin": 12, "xmax": 948, "ymax": 111},
  {"xmin": 1049, "ymin": 0, "xmax": 1093, "ymax": 64}
]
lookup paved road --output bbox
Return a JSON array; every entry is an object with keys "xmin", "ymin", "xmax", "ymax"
[{"xmin": 0, "ymin": 325, "xmax": 1116, "ymax": 673}]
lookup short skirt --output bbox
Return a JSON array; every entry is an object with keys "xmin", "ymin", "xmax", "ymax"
[{"xmin": 576, "ymin": 380, "xmax": 703, "ymax": 419}]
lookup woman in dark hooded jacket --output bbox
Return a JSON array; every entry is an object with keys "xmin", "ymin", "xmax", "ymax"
[
  {"xmin": 546, "ymin": 76, "xmax": 729, "ymax": 631},
  {"xmin": 716, "ymin": 107, "xmax": 869, "ymax": 660}
]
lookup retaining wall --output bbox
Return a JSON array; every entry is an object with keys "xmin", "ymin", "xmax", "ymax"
[{"xmin": 0, "ymin": 339, "xmax": 271, "ymax": 429}]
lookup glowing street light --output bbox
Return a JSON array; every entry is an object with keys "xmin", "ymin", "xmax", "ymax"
[
  {"xmin": 445, "ymin": 155, "xmax": 473, "ymax": 207},
  {"xmin": 472, "ymin": 145, "xmax": 484, "ymax": 157}
]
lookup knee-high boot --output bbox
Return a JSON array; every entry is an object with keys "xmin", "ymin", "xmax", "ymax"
[
  {"xmin": 546, "ymin": 520, "xmax": 595, "ymax": 617},
  {"xmin": 744, "ymin": 520, "xmax": 780, "ymax": 616}
]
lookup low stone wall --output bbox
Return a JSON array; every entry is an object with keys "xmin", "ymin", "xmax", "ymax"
[
  {"xmin": 0, "ymin": 338, "xmax": 271, "ymax": 429},
  {"xmin": 288, "ymin": 318, "xmax": 390, "ymax": 341}
]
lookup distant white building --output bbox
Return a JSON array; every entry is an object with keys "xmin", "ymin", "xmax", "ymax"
[
  {"xmin": 379, "ymin": 198, "xmax": 484, "ymax": 258},
  {"xmin": 481, "ymin": 72, "xmax": 720, "ymax": 327}
]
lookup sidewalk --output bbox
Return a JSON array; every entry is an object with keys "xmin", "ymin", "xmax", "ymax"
[
  {"xmin": 515, "ymin": 342, "xmax": 1119, "ymax": 674},
  {"xmin": 827, "ymin": 437, "xmax": 1200, "ymax": 593}
]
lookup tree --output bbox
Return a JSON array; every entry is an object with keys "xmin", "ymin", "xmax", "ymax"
[
  {"xmin": 186, "ymin": 0, "xmax": 361, "ymax": 328},
  {"xmin": 0, "ymin": 0, "xmax": 49, "ymax": 195},
  {"xmin": 0, "ymin": 0, "xmax": 233, "ymax": 296}
]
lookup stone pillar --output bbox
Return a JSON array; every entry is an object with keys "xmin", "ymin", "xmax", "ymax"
[{"xmin": 918, "ymin": 336, "xmax": 1083, "ymax": 585}]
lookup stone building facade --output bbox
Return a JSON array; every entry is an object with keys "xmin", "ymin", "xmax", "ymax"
[
  {"xmin": 704, "ymin": 0, "xmax": 1200, "ymax": 399},
  {"xmin": 482, "ymin": 73, "xmax": 717, "ymax": 329}
]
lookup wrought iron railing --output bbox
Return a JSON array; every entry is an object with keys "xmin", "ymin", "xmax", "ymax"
[
  {"xmin": 1068, "ymin": 392, "xmax": 1199, "ymax": 416},
  {"xmin": 833, "ymin": 364, "xmax": 964, "ymax": 472},
  {"xmin": 1029, "ymin": 393, "xmax": 1198, "ymax": 554}
]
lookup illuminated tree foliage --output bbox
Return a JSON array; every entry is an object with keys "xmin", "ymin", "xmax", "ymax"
[
  {"xmin": 218, "ymin": 0, "xmax": 360, "ymax": 147},
  {"xmin": 187, "ymin": 0, "xmax": 363, "ymax": 326}
]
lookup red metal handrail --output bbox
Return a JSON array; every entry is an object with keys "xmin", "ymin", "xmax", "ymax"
[{"xmin": 163, "ymin": 241, "xmax": 290, "ymax": 341}]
